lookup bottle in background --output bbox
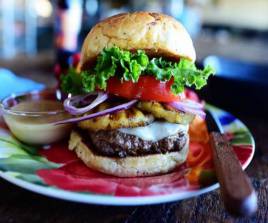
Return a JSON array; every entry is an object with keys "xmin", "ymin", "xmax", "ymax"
[{"xmin": 54, "ymin": 0, "xmax": 82, "ymax": 83}]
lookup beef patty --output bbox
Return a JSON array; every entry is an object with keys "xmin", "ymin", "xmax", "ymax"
[{"xmin": 85, "ymin": 129, "xmax": 188, "ymax": 158}]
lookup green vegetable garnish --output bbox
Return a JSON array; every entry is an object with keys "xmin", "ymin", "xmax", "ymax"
[
  {"xmin": 61, "ymin": 46, "xmax": 215, "ymax": 95},
  {"xmin": 60, "ymin": 68, "xmax": 83, "ymax": 95}
]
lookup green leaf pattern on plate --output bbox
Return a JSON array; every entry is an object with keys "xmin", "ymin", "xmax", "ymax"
[{"xmin": 0, "ymin": 128, "xmax": 60, "ymax": 183}]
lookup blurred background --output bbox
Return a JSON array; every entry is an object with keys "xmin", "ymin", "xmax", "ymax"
[{"xmin": 0, "ymin": 0, "xmax": 268, "ymax": 115}]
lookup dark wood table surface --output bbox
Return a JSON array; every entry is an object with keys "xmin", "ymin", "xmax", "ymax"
[{"xmin": 1, "ymin": 68, "xmax": 268, "ymax": 222}]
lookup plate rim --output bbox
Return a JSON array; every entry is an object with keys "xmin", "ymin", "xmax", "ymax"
[
  {"xmin": 0, "ymin": 105, "xmax": 255, "ymax": 206},
  {"xmin": 0, "ymin": 171, "xmax": 220, "ymax": 206}
]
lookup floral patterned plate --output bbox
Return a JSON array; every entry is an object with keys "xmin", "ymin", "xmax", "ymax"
[{"xmin": 0, "ymin": 104, "xmax": 255, "ymax": 206}]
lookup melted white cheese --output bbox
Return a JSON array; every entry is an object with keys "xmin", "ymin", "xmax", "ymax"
[{"xmin": 118, "ymin": 121, "xmax": 188, "ymax": 142}]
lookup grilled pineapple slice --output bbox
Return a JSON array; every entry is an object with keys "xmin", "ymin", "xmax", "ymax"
[
  {"xmin": 137, "ymin": 101, "xmax": 195, "ymax": 124},
  {"xmin": 78, "ymin": 102, "xmax": 154, "ymax": 131}
]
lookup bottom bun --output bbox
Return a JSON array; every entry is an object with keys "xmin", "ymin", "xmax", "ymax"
[{"xmin": 69, "ymin": 130, "xmax": 189, "ymax": 177}]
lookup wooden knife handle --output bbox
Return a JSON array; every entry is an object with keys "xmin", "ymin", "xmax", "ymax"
[{"xmin": 210, "ymin": 132, "xmax": 257, "ymax": 216}]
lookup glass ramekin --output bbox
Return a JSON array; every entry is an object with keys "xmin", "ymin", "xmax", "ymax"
[{"xmin": 0, "ymin": 89, "xmax": 72, "ymax": 145}]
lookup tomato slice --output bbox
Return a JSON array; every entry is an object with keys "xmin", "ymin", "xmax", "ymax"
[{"xmin": 106, "ymin": 76, "xmax": 182, "ymax": 102}]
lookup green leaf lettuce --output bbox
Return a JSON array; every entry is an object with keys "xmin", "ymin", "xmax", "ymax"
[{"xmin": 61, "ymin": 46, "xmax": 215, "ymax": 95}]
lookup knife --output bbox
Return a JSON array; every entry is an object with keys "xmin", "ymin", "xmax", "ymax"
[{"xmin": 206, "ymin": 110, "xmax": 257, "ymax": 216}]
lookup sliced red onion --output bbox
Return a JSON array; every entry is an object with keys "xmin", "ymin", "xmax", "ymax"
[
  {"xmin": 168, "ymin": 101, "xmax": 206, "ymax": 119},
  {"xmin": 64, "ymin": 92, "xmax": 108, "ymax": 115},
  {"xmin": 55, "ymin": 99, "xmax": 138, "ymax": 125},
  {"xmin": 177, "ymin": 99, "xmax": 204, "ymax": 109}
]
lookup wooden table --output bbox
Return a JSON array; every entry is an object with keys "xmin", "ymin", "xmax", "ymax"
[{"xmin": 0, "ymin": 61, "xmax": 268, "ymax": 222}]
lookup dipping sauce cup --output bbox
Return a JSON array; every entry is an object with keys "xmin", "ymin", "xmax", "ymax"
[{"xmin": 0, "ymin": 89, "xmax": 72, "ymax": 145}]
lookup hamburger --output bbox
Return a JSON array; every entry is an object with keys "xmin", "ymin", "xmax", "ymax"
[{"xmin": 59, "ymin": 12, "xmax": 214, "ymax": 177}]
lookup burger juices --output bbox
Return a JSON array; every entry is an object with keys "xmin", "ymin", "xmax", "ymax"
[{"xmin": 59, "ymin": 12, "xmax": 215, "ymax": 177}]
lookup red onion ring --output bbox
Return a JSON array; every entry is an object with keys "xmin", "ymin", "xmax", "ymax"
[
  {"xmin": 179, "ymin": 99, "xmax": 204, "ymax": 109},
  {"xmin": 64, "ymin": 92, "xmax": 108, "ymax": 115},
  {"xmin": 55, "ymin": 99, "xmax": 138, "ymax": 125},
  {"xmin": 168, "ymin": 101, "xmax": 206, "ymax": 119}
]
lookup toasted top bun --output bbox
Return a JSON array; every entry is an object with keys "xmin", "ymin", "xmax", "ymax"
[{"xmin": 81, "ymin": 12, "xmax": 196, "ymax": 69}]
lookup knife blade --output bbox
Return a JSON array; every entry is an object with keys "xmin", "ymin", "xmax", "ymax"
[
  {"xmin": 205, "ymin": 110, "xmax": 224, "ymax": 134},
  {"xmin": 206, "ymin": 110, "xmax": 257, "ymax": 216}
]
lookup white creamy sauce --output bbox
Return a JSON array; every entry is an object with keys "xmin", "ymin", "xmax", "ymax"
[{"xmin": 119, "ymin": 121, "xmax": 188, "ymax": 142}]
